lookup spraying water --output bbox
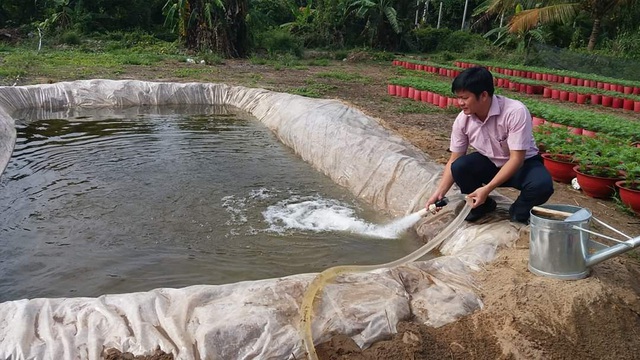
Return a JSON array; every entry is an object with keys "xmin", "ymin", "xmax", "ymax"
[{"xmin": 263, "ymin": 197, "xmax": 424, "ymax": 239}]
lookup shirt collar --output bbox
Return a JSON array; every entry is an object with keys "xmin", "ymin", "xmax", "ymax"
[
  {"xmin": 469, "ymin": 95, "xmax": 501, "ymax": 124},
  {"xmin": 486, "ymin": 95, "xmax": 501, "ymax": 119}
]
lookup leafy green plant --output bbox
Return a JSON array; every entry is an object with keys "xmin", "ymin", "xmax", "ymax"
[
  {"xmin": 60, "ymin": 31, "xmax": 81, "ymax": 45},
  {"xmin": 315, "ymin": 70, "xmax": 371, "ymax": 83}
]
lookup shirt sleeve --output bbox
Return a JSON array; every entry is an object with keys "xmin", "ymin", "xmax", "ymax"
[
  {"xmin": 506, "ymin": 105, "xmax": 533, "ymax": 151},
  {"xmin": 449, "ymin": 113, "xmax": 469, "ymax": 154}
]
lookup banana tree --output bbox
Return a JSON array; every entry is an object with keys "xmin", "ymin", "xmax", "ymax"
[
  {"xmin": 348, "ymin": 0, "xmax": 401, "ymax": 48},
  {"xmin": 163, "ymin": 0, "xmax": 248, "ymax": 57}
]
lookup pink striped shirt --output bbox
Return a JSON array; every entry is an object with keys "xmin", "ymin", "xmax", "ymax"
[{"xmin": 449, "ymin": 95, "xmax": 539, "ymax": 167}]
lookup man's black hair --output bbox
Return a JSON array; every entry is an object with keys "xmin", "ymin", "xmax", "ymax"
[{"xmin": 451, "ymin": 66, "xmax": 494, "ymax": 98}]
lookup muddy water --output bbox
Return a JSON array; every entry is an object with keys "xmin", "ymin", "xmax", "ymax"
[{"xmin": 0, "ymin": 106, "xmax": 421, "ymax": 302}]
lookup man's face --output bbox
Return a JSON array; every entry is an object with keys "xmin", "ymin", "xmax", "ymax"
[{"xmin": 455, "ymin": 90, "xmax": 488, "ymax": 116}]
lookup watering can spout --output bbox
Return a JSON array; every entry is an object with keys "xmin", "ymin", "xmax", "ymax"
[{"xmin": 586, "ymin": 235, "xmax": 640, "ymax": 268}]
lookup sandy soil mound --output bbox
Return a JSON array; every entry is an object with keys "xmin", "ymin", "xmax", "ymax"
[{"xmin": 318, "ymin": 229, "xmax": 640, "ymax": 359}]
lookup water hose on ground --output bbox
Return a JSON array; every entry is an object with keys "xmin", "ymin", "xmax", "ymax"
[{"xmin": 298, "ymin": 194, "xmax": 472, "ymax": 359}]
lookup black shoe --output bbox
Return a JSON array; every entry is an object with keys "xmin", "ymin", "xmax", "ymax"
[
  {"xmin": 465, "ymin": 197, "xmax": 497, "ymax": 222},
  {"xmin": 510, "ymin": 216, "xmax": 530, "ymax": 225}
]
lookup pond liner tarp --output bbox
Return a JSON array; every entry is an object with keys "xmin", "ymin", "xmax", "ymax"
[{"xmin": 0, "ymin": 80, "xmax": 522, "ymax": 360}]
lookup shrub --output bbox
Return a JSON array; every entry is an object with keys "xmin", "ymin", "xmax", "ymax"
[
  {"xmin": 437, "ymin": 30, "xmax": 489, "ymax": 52},
  {"xmin": 410, "ymin": 27, "xmax": 452, "ymax": 52},
  {"xmin": 200, "ymin": 52, "xmax": 224, "ymax": 65},
  {"xmin": 258, "ymin": 28, "xmax": 303, "ymax": 58},
  {"xmin": 60, "ymin": 31, "xmax": 81, "ymax": 45}
]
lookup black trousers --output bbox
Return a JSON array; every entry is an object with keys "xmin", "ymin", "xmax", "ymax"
[{"xmin": 450, "ymin": 152, "xmax": 554, "ymax": 222}]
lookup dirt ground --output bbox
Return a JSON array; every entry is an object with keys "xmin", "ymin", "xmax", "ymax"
[{"xmin": 25, "ymin": 54, "xmax": 640, "ymax": 359}]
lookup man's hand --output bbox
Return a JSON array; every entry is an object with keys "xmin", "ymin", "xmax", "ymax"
[
  {"xmin": 425, "ymin": 192, "xmax": 445, "ymax": 213},
  {"xmin": 467, "ymin": 186, "xmax": 491, "ymax": 208}
]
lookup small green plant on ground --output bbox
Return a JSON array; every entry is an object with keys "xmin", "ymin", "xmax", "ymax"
[
  {"xmin": 287, "ymin": 82, "xmax": 337, "ymax": 98},
  {"xmin": 315, "ymin": 71, "xmax": 371, "ymax": 83}
]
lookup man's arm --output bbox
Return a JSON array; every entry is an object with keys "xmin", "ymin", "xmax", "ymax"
[
  {"xmin": 467, "ymin": 149, "xmax": 526, "ymax": 208},
  {"xmin": 426, "ymin": 151, "xmax": 465, "ymax": 209}
]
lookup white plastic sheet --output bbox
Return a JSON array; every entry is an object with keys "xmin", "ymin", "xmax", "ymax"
[{"xmin": 0, "ymin": 80, "xmax": 520, "ymax": 359}]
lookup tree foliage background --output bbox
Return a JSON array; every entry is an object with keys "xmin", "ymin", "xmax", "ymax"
[{"xmin": 1, "ymin": 0, "xmax": 639, "ymax": 62}]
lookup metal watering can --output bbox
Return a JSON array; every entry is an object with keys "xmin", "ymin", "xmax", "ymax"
[{"xmin": 528, "ymin": 204, "xmax": 640, "ymax": 280}]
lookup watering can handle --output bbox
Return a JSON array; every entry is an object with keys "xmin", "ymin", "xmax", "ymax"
[{"xmin": 531, "ymin": 206, "xmax": 573, "ymax": 218}]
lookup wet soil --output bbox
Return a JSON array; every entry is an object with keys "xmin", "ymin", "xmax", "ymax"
[{"xmin": 22, "ymin": 53, "xmax": 640, "ymax": 360}]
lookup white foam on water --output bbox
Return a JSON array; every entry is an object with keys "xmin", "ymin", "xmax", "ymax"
[{"xmin": 263, "ymin": 196, "xmax": 422, "ymax": 239}]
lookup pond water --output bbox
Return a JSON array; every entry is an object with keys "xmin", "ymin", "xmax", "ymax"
[{"xmin": 0, "ymin": 105, "xmax": 421, "ymax": 302}]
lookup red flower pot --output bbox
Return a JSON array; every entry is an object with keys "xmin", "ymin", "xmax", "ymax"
[
  {"xmin": 388, "ymin": 84, "xmax": 397, "ymax": 95},
  {"xmin": 574, "ymin": 166, "xmax": 623, "ymax": 199},
  {"xmin": 567, "ymin": 127, "xmax": 583, "ymax": 135},
  {"xmin": 576, "ymin": 79, "xmax": 585, "ymax": 87},
  {"xmin": 590, "ymin": 94, "xmax": 601, "ymax": 105},
  {"xmin": 635, "ymin": 101, "xmax": 640, "ymax": 113},
  {"xmin": 568, "ymin": 92, "xmax": 577, "ymax": 103},
  {"xmin": 615, "ymin": 181, "xmax": 640, "ymax": 215},
  {"xmin": 551, "ymin": 89, "xmax": 560, "ymax": 99},
  {"xmin": 399, "ymin": 86, "xmax": 409, "ymax": 98},
  {"xmin": 582, "ymin": 129, "xmax": 598, "ymax": 138},
  {"xmin": 612, "ymin": 98, "xmax": 623, "ymax": 109},
  {"xmin": 413, "ymin": 89, "xmax": 422, "ymax": 101},
  {"xmin": 426, "ymin": 91, "xmax": 434, "ymax": 104},
  {"xmin": 432, "ymin": 94, "xmax": 440, "ymax": 106},
  {"xmin": 543, "ymin": 87, "xmax": 552, "ymax": 98},
  {"xmin": 438, "ymin": 96, "xmax": 448, "ymax": 109},
  {"xmin": 559, "ymin": 90, "xmax": 569, "ymax": 101},
  {"xmin": 601, "ymin": 96, "xmax": 613, "ymax": 107},
  {"xmin": 623, "ymin": 99, "xmax": 634, "ymax": 111},
  {"xmin": 624, "ymin": 86, "xmax": 633, "ymax": 95},
  {"xmin": 542, "ymin": 153, "xmax": 577, "ymax": 183},
  {"xmin": 576, "ymin": 94, "xmax": 588, "ymax": 104},
  {"xmin": 532, "ymin": 116, "xmax": 546, "ymax": 127},
  {"xmin": 420, "ymin": 90, "xmax": 429, "ymax": 102}
]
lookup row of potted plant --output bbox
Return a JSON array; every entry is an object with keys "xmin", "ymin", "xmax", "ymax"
[
  {"xmin": 394, "ymin": 59, "xmax": 640, "ymax": 113},
  {"xmin": 510, "ymin": 94, "xmax": 640, "ymax": 142},
  {"xmin": 534, "ymin": 125, "xmax": 640, "ymax": 214},
  {"xmin": 542, "ymin": 84, "xmax": 640, "ymax": 112},
  {"xmin": 392, "ymin": 59, "xmax": 462, "ymax": 78},
  {"xmin": 387, "ymin": 76, "xmax": 459, "ymax": 108},
  {"xmin": 455, "ymin": 59, "xmax": 640, "ymax": 95},
  {"xmin": 387, "ymin": 71, "xmax": 640, "ymax": 141}
]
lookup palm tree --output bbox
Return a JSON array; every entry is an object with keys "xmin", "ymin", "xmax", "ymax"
[
  {"xmin": 163, "ymin": 0, "xmax": 249, "ymax": 57},
  {"xmin": 476, "ymin": 0, "xmax": 631, "ymax": 51}
]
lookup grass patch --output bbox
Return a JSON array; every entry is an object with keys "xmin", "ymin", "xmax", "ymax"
[
  {"xmin": 315, "ymin": 70, "xmax": 371, "ymax": 83},
  {"xmin": 288, "ymin": 82, "xmax": 338, "ymax": 98},
  {"xmin": 306, "ymin": 58, "xmax": 331, "ymax": 66},
  {"xmin": 0, "ymin": 45, "xmax": 176, "ymax": 84},
  {"xmin": 171, "ymin": 67, "xmax": 213, "ymax": 78}
]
